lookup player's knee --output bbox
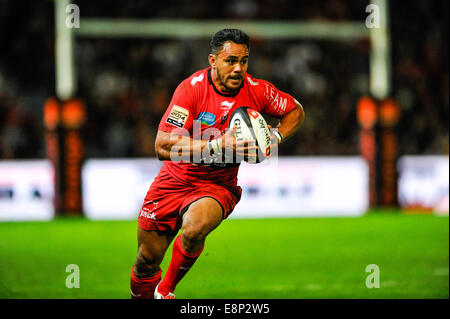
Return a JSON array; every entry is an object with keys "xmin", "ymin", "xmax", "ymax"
[
  {"xmin": 182, "ymin": 203, "xmax": 221, "ymax": 243},
  {"xmin": 134, "ymin": 249, "xmax": 162, "ymax": 277},
  {"xmin": 181, "ymin": 222, "xmax": 207, "ymax": 245}
]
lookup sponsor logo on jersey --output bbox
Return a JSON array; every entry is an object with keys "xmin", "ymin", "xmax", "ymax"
[
  {"xmin": 247, "ymin": 76, "xmax": 259, "ymax": 86},
  {"xmin": 264, "ymin": 83, "xmax": 287, "ymax": 114},
  {"xmin": 220, "ymin": 101, "xmax": 235, "ymax": 110},
  {"xmin": 197, "ymin": 112, "xmax": 216, "ymax": 126},
  {"xmin": 220, "ymin": 111, "xmax": 230, "ymax": 125},
  {"xmin": 166, "ymin": 105, "xmax": 189, "ymax": 128},
  {"xmin": 190, "ymin": 73, "xmax": 204, "ymax": 86},
  {"xmin": 139, "ymin": 201, "xmax": 158, "ymax": 220}
]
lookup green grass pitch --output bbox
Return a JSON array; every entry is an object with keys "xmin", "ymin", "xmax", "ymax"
[{"xmin": 0, "ymin": 213, "xmax": 448, "ymax": 299}]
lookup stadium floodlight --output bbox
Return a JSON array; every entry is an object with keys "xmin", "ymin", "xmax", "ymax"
[{"xmin": 54, "ymin": 0, "xmax": 391, "ymax": 101}]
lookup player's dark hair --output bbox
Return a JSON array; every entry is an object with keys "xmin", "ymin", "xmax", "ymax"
[{"xmin": 210, "ymin": 29, "xmax": 250, "ymax": 55}]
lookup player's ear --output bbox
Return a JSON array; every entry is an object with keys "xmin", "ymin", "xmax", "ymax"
[{"xmin": 208, "ymin": 54, "xmax": 216, "ymax": 68}]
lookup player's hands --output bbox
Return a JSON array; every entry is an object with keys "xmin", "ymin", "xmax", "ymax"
[
  {"xmin": 235, "ymin": 138, "xmax": 258, "ymax": 162},
  {"xmin": 220, "ymin": 125, "xmax": 259, "ymax": 163},
  {"xmin": 219, "ymin": 125, "xmax": 237, "ymax": 154}
]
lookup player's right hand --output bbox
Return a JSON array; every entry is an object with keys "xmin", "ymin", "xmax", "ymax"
[{"xmin": 220, "ymin": 125, "xmax": 259, "ymax": 162}]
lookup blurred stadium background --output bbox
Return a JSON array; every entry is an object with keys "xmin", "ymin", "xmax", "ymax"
[{"xmin": 0, "ymin": 0, "xmax": 448, "ymax": 299}]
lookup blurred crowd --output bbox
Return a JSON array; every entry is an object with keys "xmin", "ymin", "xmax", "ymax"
[{"xmin": 0, "ymin": 0, "xmax": 448, "ymax": 159}]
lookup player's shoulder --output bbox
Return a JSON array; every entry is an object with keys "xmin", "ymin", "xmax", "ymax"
[
  {"xmin": 245, "ymin": 73, "xmax": 273, "ymax": 90},
  {"xmin": 172, "ymin": 68, "xmax": 209, "ymax": 101},
  {"xmin": 244, "ymin": 72, "xmax": 273, "ymax": 94},
  {"xmin": 181, "ymin": 68, "xmax": 209, "ymax": 88}
]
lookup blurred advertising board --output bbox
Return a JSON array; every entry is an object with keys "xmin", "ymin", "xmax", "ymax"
[
  {"xmin": 233, "ymin": 157, "xmax": 369, "ymax": 218},
  {"xmin": 82, "ymin": 157, "xmax": 369, "ymax": 220},
  {"xmin": 82, "ymin": 159, "xmax": 163, "ymax": 220},
  {"xmin": 398, "ymin": 156, "xmax": 449, "ymax": 214},
  {"xmin": 0, "ymin": 160, "xmax": 54, "ymax": 221}
]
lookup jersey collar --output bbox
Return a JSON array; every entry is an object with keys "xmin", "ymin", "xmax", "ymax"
[{"xmin": 208, "ymin": 68, "xmax": 243, "ymax": 98}]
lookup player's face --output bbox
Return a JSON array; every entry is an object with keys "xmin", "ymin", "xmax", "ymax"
[{"xmin": 209, "ymin": 41, "xmax": 249, "ymax": 93}]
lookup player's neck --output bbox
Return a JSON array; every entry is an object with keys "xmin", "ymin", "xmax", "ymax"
[{"xmin": 210, "ymin": 68, "xmax": 238, "ymax": 94}]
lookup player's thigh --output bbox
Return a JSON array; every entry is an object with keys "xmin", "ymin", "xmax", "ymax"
[
  {"xmin": 181, "ymin": 196, "xmax": 224, "ymax": 241},
  {"xmin": 135, "ymin": 227, "xmax": 175, "ymax": 273}
]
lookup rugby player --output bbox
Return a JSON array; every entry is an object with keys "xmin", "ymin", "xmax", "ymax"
[{"xmin": 130, "ymin": 29, "xmax": 305, "ymax": 299}]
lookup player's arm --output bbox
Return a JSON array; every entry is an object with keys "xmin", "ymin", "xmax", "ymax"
[
  {"xmin": 156, "ymin": 76, "xmax": 256, "ymax": 163},
  {"xmin": 155, "ymin": 78, "xmax": 209, "ymax": 162},
  {"xmin": 256, "ymin": 79, "xmax": 305, "ymax": 144},
  {"xmin": 155, "ymin": 130, "xmax": 207, "ymax": 161},
  {"xmin": 273, "ymin": 100, "xmax": 305, "ymax": 143},
  {"xmin": 155, "ymin": 127, "xmax": 254, "ymax": 163}
]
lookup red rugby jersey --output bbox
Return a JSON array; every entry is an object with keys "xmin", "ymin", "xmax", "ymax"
[{"xmin": 157, "ymin": 67, "xmax": 297, "ymax": 187}]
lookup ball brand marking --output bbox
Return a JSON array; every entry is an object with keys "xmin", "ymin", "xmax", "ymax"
[
  {"xmin": 234, "ymin": 118, "xmax": 243, "ymax": 140},
  {"xmin": 257, "ymin": 118, "xmax": 271, "ymax": 149},
  {"xmin": 229, "ymin": 107, "xmax": 271, "ymax": 164},
  {"xmin": 259, "ymin": 119, "xmax": 265, "ymax": 128},
  {"xmin": 248, "ymin": 109, "xmax": 259, "ymax": 119}
]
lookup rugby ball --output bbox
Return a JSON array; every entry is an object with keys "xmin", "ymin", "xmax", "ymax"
[{"xmin": 228, "ymin": 107, "xmax": 271, "ymax": 164}]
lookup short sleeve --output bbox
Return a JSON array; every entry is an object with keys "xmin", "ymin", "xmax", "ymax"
[
  {"xmin": 158, "ymin": 80, "xmax": 196, "ymax": 134},
  {"xmin": 254, "ymin": 79, "xmax": 298, "ymax": 118}
]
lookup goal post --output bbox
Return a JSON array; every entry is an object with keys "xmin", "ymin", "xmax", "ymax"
[
  {"xmin": 55, "ymin": 0, "xmax": 391, "ymax": 101},
  {"xmin": 75, "ymin": 19, "xmax": 370, "ymax": 40}
]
